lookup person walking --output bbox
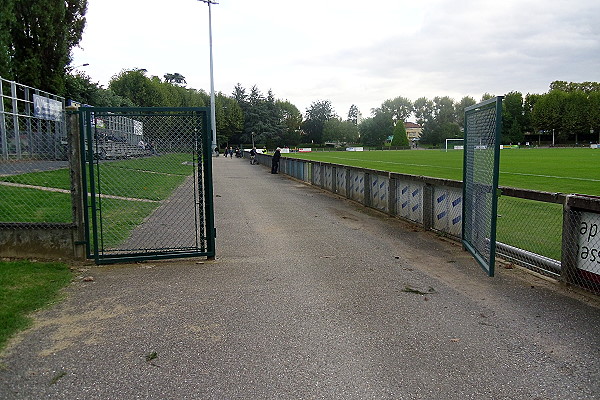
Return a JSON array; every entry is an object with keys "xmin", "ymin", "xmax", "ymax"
[
  {"xmin": 250, "ymin": 147, "xmax": 257, "ymax": 165},
  {"xmin": 271, "ymin": 147, "xmax": 281, "ymax": 174}
]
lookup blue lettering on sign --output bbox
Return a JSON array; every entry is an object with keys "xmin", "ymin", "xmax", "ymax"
[
  {"xmin": 437, "ymin": 211, "xmax": 447, "ymax": 220},
  {"xmin": 412, "ymin": 189, "xmax": 419, "ymax": 197},
  {"xmin": 437, "ymin": 193, "xmax": 446, "ymax": 203},
  {"xmin": 402, "ymin": 201, "xmax": 408, "ymax": 209},
  {"xmin": 380, "ymin": 182, "xmax": 385, "ymax": 189},
  {"xmin": 412, "ymin": 204, "xmax": 420, "ymax": 212},
  {"xmin": 452, "ymin": 197, "xmax": 462, "ymax": 207},
  {"xmin": 452, "ymin": 216, "xmax": 462, "ymax": 225},
  {"xmin": 402, "ymin": 186, "xmax": 408, "ymax": 195}
]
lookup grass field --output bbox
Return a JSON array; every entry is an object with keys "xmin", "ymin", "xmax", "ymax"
[
  {"xmin": 0, "ymin": 153, "xmax": 195, "ymax": 247},
  {"xmin": 284, "ymin": 147, "xmax": 599, "ymax": 261},
  {"xmin": 0, "ymin": 260, "xmax": 72, "ymax": 351},
  {"xmin": 286, "ymin": 148, "xmax": 600, "ymax": 196}
]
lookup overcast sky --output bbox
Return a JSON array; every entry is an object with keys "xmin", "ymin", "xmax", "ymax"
[{"xmin": 71, "ymin": 0, "xmax": 600, "ymax": 120}]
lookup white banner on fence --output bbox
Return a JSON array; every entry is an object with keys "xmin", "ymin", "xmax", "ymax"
[
  {"xmin": 33, "ymin": 94, "xmax": 62, "ymax": 121},
  {"xmin": 298, "ymin": 148, "xmax": 312, "ymax": 152},
  {"xmin": 577, "ymin": 211, "xmax": 600, "ymax": 276},
  {"xmin": 346, "ymin": 147, "xmax": 364, "ymax": 151}
]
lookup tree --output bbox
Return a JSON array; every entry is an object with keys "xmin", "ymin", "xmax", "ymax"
[
  {"xmin": 481, "ymin": 93, "xmax": 495, "ymax": 101},
  {"xmin": 391, "ymin": 122, "xmax": 409, "ymax": 148},
  {"xmin": 109, "ymin": 69, "xmax": 164, "ymax": 106},
  {"xmin": 7, "ymin": 0, "xmax": 88, "ymax": 94},
  {"xmin": 502, "ymin": 91, "xmax": 525, "ymax": 144},
  {"xmin": 455, "ymin": 96, "xmax": 476, "ymax": 128},
  {"xmin": 164, "ymin": 72, "xmax": 187, "ymax": 85},
  {"xmin": 532, "ymin": 90, "xmax": 568, "ymax": 142},
  {"xmin": 432, "ymin": 96, "xmax": 456, "ymax": 125},
  {"xmin": 413, "ymin": 97, "xmax": 434, "ymax": 126},
  {"xmin": 65, "ymin": 72, "xmax": 133, "ymax": 107},
  {"xmin": 302, "ymin": 100, "xmax": 337, "ymax": 144},
  {"xmin": 323, "ymin": 118, "xmax": 359, "ymax": 144},
  {"xmin": 359, "ymin": 113, "xmax": 393, "ymax": 147},
  {"xmin": 563, "ymin": 91, "xmax": 589, "ymax": 143},
  {"xmin": 347, "ymin": 104, "xmax": 360, "ymax": 125},
  {"xmin": 277, "ymin": 100, "xmax": 303, "ymax": 146},
  {"xmin": 372, "ymin": 96, "xmax": 413, "ymax": 124},
  {"xmin": 215, "ymin": 92, "xmax": 243, "ymax": 146},
  {"xmin": 588, "ymin": 91, "xmax": 600, "ymax": 143}
]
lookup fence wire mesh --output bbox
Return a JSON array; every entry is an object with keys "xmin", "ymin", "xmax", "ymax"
[
  {"xmin": 496, "ymin": 196, "xmax": 563, "ymax": 276},
  {"xmin": 0, "ymin": 77, "xmax": 70, "ymax": 226},
  {"xmin": 82, "ymin": 108, "xmax": 213, "ymax": 260},
  {"xmin": 462, "ymin": 97, "xmax": 502, "ymax": 276}
]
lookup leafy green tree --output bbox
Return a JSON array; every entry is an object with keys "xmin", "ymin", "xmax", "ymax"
[
  {"xmin": 65, "ymin": 72, "xmax": 133, "ymax": 107},
  {"xmin": 164, "ymin": 72, "xmax": 186, "ymax": 85},
  {"xmin": 347, "ymin": 104, "xmax": 360, "ymax": 125},
  {"xmin": 109, "ymin": 69, "xmax": 164, "ymax": 106},
  {"xmin": 302, "ymin": 100, "xmax": 337, "ymax": 144},
  {"xmin": 323, "ymin": 118, "xmax": 359, "ymax": 144},
  {"xmin": 432, "ymin": 96, "xmax": 456, "ymax": 124},
  {"xmin": 391, "ymin": 122, "xmax": 409, "ymax": 148},
  {"xmin": 523, "ymin": 93, "xmax": 542, "ymax": 135},
  {"xmin": 8, "ymin": 0, "xmax": 88, "ymax": 94},
  {"xmin": 0, "ymin": 0, "xmax": 14, "ymax": 78},
  {"xmin": 502, "ymin": 91, "xmax": 525, "ymax": 144},
  {"xmin": 373, "ymin": 96, "xmax": 413, "ymax": 124},
  {"xmin": 413, "ymin": 97, "xmax": 434, "ymax": 126},
  {"xmin": 359, "ymin": 113, "xmax": 393, "ymax": 147},
  {"xmin": 455, "ymin": 96, "xmax": 476, "ymax": 128},
  {"xmin": 588, "ymin": 91, "xmax": 600, "ymax": 143},
  {"xmin": 481, "ymin": 93, "xmax": 495, "ymax": 101},
  {"xmin": 215, "ymin": 92, "xmax": 243, "ymax": 146},
  {"xmin": 532, "ymin": 90, "xmax": 568, "ymax": 142},
  {"xmin": 277, "ymin": 100, "xmax": 303, "ymax": 146},
  {"xmin": 563, "ymin": 91, "xmax": 589, "ymax": 143}
]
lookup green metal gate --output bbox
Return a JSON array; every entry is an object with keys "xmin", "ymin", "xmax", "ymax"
[
  {"xmin": 79, "ymin": 107, "xmax": 215, "ymax": 264},
  {"xmin": 462, "ymin": 97, "xmax": 503, "ymax": 276}
]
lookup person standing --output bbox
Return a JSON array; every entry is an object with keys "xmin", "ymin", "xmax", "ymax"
[
  {"xmin": 271, "ymin": 147, "xmax": 281, "ymax": 174},
  {"xmin": 250, "ymin": 147, "xmax": 257, "ymax": 165}
]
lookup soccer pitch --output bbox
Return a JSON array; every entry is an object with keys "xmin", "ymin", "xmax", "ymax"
[{"xmin": 286, "ymin": 148, "xmax": 600, "ymax": 196}]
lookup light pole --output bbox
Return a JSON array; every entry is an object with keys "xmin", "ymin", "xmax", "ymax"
[{"xmin": 198, "ymin": 0, "xmax": 218, "ymax": 156}]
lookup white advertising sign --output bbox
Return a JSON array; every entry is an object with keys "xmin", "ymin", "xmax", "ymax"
[
  {"xmin": 577, "ymin": 211, "xmax": 600, "ymax": 275},
  {"xmin": 33, "ymin": 94, "xmax": 62, "ymax": 121}
]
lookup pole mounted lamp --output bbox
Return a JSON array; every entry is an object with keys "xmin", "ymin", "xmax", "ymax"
[{"xmin": 198, "ymin": 0, "xmax": 218, "ymax": 156}]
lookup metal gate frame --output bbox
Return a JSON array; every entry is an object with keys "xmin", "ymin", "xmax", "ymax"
[
  {"xmin": 462, "ymin": 96, "xmax": 503, "ymax": 277},
  {"xmin": 78, "ymin": 107, "xmax": 215, "ymax": 264}
]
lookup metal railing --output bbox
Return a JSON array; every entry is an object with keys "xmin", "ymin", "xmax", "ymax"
[{"xmin": 252, "ymin": 152, "xmax": 600, "ymax": 294}]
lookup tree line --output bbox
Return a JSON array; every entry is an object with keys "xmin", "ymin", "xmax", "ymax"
[{"xmin": 2, "ymin": 2, "xmax": 598, "ymax": 147}]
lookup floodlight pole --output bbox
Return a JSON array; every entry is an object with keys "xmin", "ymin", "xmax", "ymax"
[{"xmin": 199, "ymin": 0, "xmax": 218, "ymax": 156}]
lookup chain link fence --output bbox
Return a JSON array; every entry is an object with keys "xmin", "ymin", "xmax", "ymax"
[
  {"xmin": 80, "ymin": 107, "xmax": 214, "ymax": 263},
  {"xmin": 0, "ymin": 77, "xmax": 72, "ymax": 227}
]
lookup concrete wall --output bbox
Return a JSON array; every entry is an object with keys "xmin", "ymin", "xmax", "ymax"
[{"xmin": 0, "ymin": 223, "xmax": 83, "ymax": 259}]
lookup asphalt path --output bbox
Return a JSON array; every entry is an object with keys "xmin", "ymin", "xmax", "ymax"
[{"xmin": 0, "ymin": 155, "xmax": 599, "ymax": 399}]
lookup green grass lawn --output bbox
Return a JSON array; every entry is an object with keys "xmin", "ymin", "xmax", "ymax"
[
  {"xmin": 287, "ymin": 148, "xmax": 600, "ymax": 196},
  {"xmin": 0, "ymin": 153, "xmax": 196, "ymax": 247},
  {"xmin": 285, "ymin": 147, "xmax": 600, "ymax": 261},
  {"xmin": 0, "ymin": 260, "xmax": 72, "ymax": 352}
]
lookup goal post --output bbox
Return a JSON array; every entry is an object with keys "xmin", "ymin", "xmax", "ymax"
[{"xmin": 445, "ymin": 138, "xmax": 464, "ymax": 152}]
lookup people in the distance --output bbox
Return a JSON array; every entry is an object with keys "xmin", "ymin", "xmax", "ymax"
[{"xmin": 271, "ymin": 147, "xmax": 281, "ymax": 174}]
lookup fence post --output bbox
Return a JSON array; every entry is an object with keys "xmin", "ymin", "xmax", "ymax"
[
  {"xmin": 332, "ymin": 166, "xmax": 337, "ymax": 194},
  {"xmin": 67, "ymin": 106, "xmax": 86, "ymax": 259},
  {"xmin": 364, "ymin": 172, "xmax": 372, "ymax": 208},
  {"xmin": 423, "ymin": 183, "xmax": 434, "ymax": 231},
  {"xmin": 389, "ymin": 174, "xmax": 398, "ymax": 216}
]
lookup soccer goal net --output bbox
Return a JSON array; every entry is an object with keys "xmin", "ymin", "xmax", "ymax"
[{"xmin": 445, "ymin": 138, "xmax": 464, "ymax": 152}]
